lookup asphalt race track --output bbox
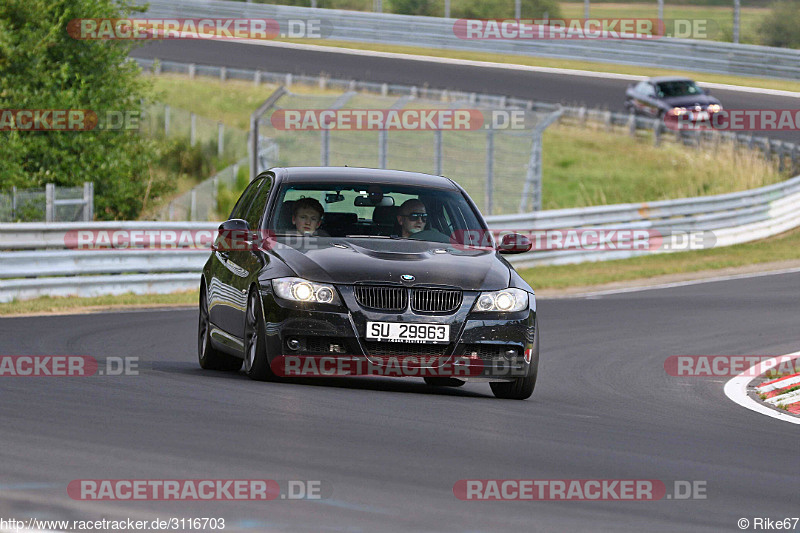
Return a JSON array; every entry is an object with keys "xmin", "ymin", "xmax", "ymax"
[
  {"xmin": 129, "ymin": 40, "xmax": 800, "ymax": 143},
  {"xmin": 1, "ymin": 272, "xmax": 798, "ymax": 532}
]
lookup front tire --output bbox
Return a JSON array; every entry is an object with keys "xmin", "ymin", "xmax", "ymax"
[
  {"xmin": 243, "ymin": 289, "xmax": 275, "ymax": 381},
  {"xmin": 198, "ymin": 284, "xmax": 243, "ymax": 371},
  {"xmin": 490, "ymin": 332, "xmax": 539, "ymax": 400}
]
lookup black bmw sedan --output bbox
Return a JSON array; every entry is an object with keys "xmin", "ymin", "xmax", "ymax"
[
  {"xmin": 624, "ymin": 76, "xmax": 722, "ymax": 121},
  {"xmin": 198, "ymin": 167, "xmax": 539, "ymax": 400}
]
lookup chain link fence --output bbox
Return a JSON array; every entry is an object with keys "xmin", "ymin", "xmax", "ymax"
[
  {"xmin": 0, "ymin": 183, "xmax": 93, "ymax": 223},
  {"xmin": 255, "ymin": 89, "xmax": 558, "ymax": 216},
  {"xmin": 140, "ymin": 103, "xmax": 249, "ymax": 162}
]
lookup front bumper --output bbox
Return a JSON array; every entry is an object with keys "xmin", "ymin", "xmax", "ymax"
[{"xmin": 259, "ymin": 284, "xmax": 537, "ymax": 381}]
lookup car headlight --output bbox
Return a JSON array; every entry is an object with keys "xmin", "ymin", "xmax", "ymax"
[
  {"xmin": 707, "ymin": 104, "xmax": 722, "ymax": 113},
  {"xmin": 272, "ymin": 277, "xmax": 341, "ymax": 305},
  {"xmin": 473, "ymin": 288, "xmax": 528, "ymax": 313},
  {"xmin": 668, "ymin": 107, "xmax": 687, "ymax": 116}
]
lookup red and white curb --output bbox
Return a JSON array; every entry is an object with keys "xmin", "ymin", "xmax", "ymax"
[
  {"xmin": 724, "ymin": 351, "xmax": 800, "ymax": 424},
  {"xmin": 756, "ymin": 372, "xmax": 800, "ymax": 414}
]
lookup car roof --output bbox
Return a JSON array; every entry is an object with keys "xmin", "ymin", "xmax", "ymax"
[
  {"xmin": 269, "ymin": 167, "xmax": 459, "ymax": 190},
  {"xmin": 647, "ymin": 76, "xmax": 696, "ymax": 84}
]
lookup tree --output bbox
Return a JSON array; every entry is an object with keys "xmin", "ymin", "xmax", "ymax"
[{"xmin": 0, "ymin": 0, "xmax": 165, "ymax": 220}]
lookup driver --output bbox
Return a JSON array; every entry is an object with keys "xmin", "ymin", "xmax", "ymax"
[
  {"xmin": 396, "ymin": 199, "xmax": 449, "ymax": 243},
  {"xmin": 396, "ymin": 199, "xmax": 428, "ymax": 238}
]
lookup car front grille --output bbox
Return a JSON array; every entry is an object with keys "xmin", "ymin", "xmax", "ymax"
[
  {"xmin": 411, "ymin": 288, "xmax": 462, "ymax": 313},
  {"xmin": 354, "ymin": 285, "xmax": 407, "ymax": 311},
  {"xmin": 354, "ymin": 285, "xmax": 462, "ymax": 313}
]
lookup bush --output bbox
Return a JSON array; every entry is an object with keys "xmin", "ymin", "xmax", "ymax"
[
  {"xmin": 157, "ymin": 138, "xmax": 216, "ymax": 178},
  {"xmin": 758, "ymin": 1, "xmax": 800, "ymax": 49},
  {"xmin": 216, "ymin": 166, "xmax": 251, "ymax": 219},
  {"xmin": 0, "ymin": 0, "xmax": 163, "ymax": 220}
]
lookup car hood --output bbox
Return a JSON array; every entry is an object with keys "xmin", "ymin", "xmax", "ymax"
[
  {"xmin": 662, "ymin": 94, "xmax": 720, "ymax": 108},
  {"xmin": 269, "ymin": 239, "xmax": 511, "ymax": 290}
]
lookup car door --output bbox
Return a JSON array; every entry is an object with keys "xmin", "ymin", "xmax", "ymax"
[
  {"xmin": 225, "ymin": 175, "xmax": 273, "ymax": 340},
  {"xmin": 209, "ymin": 177, "xmax": 266, "ymax": 340}
]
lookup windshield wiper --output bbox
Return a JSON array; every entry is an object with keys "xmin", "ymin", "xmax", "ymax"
[{"xmin": 344, "ymin": 235, "xmax": 391, "ymax": 238}]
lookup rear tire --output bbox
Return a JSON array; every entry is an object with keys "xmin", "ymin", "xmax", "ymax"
[
  {"xmin": 423, "ymin": 377, "xmax": 465, "ymax": 387},
  {"xmin": 243, "ymin": 289, "xmax": 275, "ymax": 381},
  {"xmin": 198, "ymin": 284, "xmax": 243, "ymax": 371},
  {"xmin": 490, "ymin": 332, "xmax": 539, "ymax": 400}
]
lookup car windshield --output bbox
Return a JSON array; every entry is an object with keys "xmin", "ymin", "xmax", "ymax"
[
  {"xmin": 656, "ymin": 80, "xmax": 703, "ymax": 98},
  {"xmin": 268, "ymin": 181, "xmax": 486, "ymax": 245}
]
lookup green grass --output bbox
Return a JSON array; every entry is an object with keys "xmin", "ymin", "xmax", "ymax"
[
  {"xmin": 518, "ymin": 225, "xmax": 800, "ymax": 290},
  {"xmin": 152, "ymin": 75, "xmax": 786, "ymax": 216},
  {"xmin": 541, "ymin": 124, "xmax": 784, "ymax": 209},
  {"xmin": 0, "ymin": 291, "xmax": 197, "ymax": 317},
  {"xmin": 150, "ymin": 76, "xmax": 346, "ymax": 131}
]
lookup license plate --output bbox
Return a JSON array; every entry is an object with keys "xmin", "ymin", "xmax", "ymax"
[
  {"xmin": 366, "ymin": 322, "xmax": 449, "ymax": 344},
  {"xmin": 695, "ymin": 111, "xmax": 709, "ymax": 121}
]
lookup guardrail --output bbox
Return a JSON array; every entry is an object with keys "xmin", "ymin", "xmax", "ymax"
[
  {"xmin": 136, "ymin": 0, "xmax": 800, "ymax": 80},
  {"xmin": 2, "ymin": 171, "xmax": 799, "ymax": 301}
]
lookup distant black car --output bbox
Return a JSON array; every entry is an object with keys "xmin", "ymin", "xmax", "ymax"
[
  {"xmin": 624, "ymin": 76, "xmax": 722, "ymax": 121},
  {"xmin": 198, "ymin": 167, "xmax": 539, "ymax": 400}
]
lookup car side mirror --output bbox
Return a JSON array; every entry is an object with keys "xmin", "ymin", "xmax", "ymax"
[
  {"xmin": 498, "ymin": 233, "xmax": 532, "ymax": 254},
  {"xmin": 212, "ymin": 219, "xmax": 250, "ymax": 252}
]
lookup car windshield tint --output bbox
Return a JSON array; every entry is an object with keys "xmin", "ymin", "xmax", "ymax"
[
  {"xmin": 656, "ymin": 81, "xmax": 703, "ymax": 98},
  {"xmin": 268, "ymin": 182, "xmax": 486, "ymax": 245}
]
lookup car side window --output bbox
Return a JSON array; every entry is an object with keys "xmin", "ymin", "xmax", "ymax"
[
  {"xmin": 244, "ymin": 176, "xmax": 272, "ymax": 230},
  {"xmin": 229, "ymin": 177, "xmax": 265, "ymax": 221}
]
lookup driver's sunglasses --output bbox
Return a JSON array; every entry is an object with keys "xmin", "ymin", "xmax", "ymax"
[{"xmin": 402, "ymin": 213, "xmax": 428, "ymax": 222}]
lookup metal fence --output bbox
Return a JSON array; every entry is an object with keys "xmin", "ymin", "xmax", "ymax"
[
  {"xmin": 137, "ymin": 0, "xmax": 800, "ymax": 80},
  {"xmin": 247, "ymin": 87, "xmax": 561, "ymax": 216},
  {"xmin": 0, "ymin": 183, "xmax": 93, "ymax": 223},
  {"xmin": 140, "ymin": 102, "xmax": 249, "ymax": 161},
  {"xmin": 135, "ymin": 58, "xmax": 800, "ymax": 218}
]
